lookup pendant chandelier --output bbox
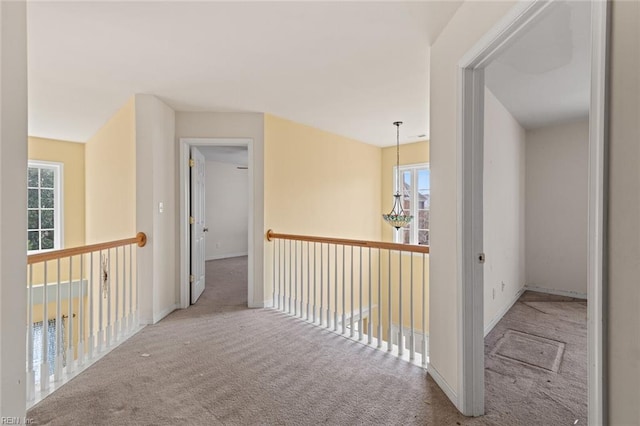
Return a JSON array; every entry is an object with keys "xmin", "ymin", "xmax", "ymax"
[{"xmin": 383, "ymin": 121, "xmax": 413, "ymax": 230}]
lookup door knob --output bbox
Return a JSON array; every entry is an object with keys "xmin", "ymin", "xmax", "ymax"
[{"xmin": 203, "ymin": 227, "xmax": 209, "ymax": 233}]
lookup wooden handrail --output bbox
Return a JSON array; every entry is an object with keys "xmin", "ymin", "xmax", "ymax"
[
  {"xmin": 27, "ymin": 232, "xmax": 147, "ymax": 265},
  {"xmin": 266, "ymin": 229, "xmax": 429, "ymax": 254}
]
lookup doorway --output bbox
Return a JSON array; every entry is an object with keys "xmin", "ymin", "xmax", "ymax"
[
  {"xmin": 178, "ymin": 138, "xmax": 255, "ymax": 309},
  {"xmin": 457, "ymin": 0, "xmax": 608, "ymax": 421}
]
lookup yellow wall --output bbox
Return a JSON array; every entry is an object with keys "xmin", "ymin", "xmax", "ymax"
[
  {"xmin": 264, "ymin": 114, "xmax": 381, "ymax": 311},
  {"xmin": 381, "ymin": 140, "xmax": 429, "ymax": 242},
  {"xmin": 85, "ymin": 97, "xmax": 136, "ymax": 243},
  {"xmin": 28, "ymin": 137, "xmax": 85, "ymax": 249},
  {"xmin": 264, "ymin": 115, "xmax": 429, "ymax": 339},
  {"xmin": 28, "ymin": 137, "xmax": 86, "ymax": 284},
  {"xmin": 264, "ymin": 114, "xmax": 381, "ymax": 240}
]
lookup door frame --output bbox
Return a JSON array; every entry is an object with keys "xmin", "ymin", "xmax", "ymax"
[
  {"xmin": 457, "ymin": 0, "xmax": 609, "ymax": 421},
  {"xmin": 179, "ymin": 137, "xmax": 255, "ymax": 309}
]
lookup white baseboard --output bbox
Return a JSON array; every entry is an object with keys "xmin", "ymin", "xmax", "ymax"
[
  {"xmin": 262, "ymin": 298, "xmax": 274, "ymax": 308},
  {"xmin": 524, "ymin": 285, "xmax": 587, "ymax": 300},
  {"xmin": 248, "ymin": 300, "xmax": 265, "ymax": 308},
  {"xmin": 206, "ymin": 252, "xmax": 248, "ymax": 261},
  {"xmin": 153, "ymin": 303, "xmax": 178, "ymax": 324},
  {"xmin": 427, "ymin": 362, "xmax": 458, "ymax": 409},
  {"xmin": 484, "ymin": 287, "xmax": 525, "ymax": 337}
]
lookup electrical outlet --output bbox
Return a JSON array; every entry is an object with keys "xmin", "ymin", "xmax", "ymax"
[{"xmin": 216, "ymin": 242, "xmax": 221, "ymax": 249}]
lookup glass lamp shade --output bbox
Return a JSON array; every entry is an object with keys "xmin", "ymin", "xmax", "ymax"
[{"xmin": 383, "ymin": 193, "xmax": 413, "ymax": 230}]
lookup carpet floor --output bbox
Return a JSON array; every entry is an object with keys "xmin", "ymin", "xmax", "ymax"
[
  {"xmin": 28, "ymin": 258, "xmax": 587, "ymax": 425},
  {"xmin": 484, "ymin": 291, "xmax": 588, "ymax": 424}
]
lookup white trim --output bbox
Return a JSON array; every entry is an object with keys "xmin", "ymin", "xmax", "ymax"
[
  {"xmin": 484, "ymin": 287, "xmax": 524, "ymax": 337},
  {"xmin": 206, "ymin": 252, "xmax": 249, "ymax": 261},
  {"xmin": 153, "ymin": 303, "xmax": 178, "ymax": 324},
  {"xmin": 587, "ymin": 1, "xmax": 609, "ymax": 424},
  {"xmin": 427, "ymin": 363, "xmax": 458, "ymax": 405},
  {"xmin": 179, "ymin": 138, "xmax": 256, "ymax": 309},
  {"xmin": 457, "ymin": 0, "xmax": 608, "ymax": 419},
  {"xmin": 27, "ymin": 160, "xmax": 64, "ymax": 252},
  {"xmin": 524, "ymin": 285, "xmax": 587, "ymax": 300}
]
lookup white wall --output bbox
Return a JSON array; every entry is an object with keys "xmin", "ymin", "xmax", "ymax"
[
  {"xmin": 525, "ymin": 119, "xmax": 588, "ymax": 297},
  {"xmin": 428, "ymin": 0, "xmax": 517, "ymax": 405},
  {"xmin": 608, "ymin": 1, "xmax": 640, "ymax": 422},
  {"xmin": 175, "ymin": 112, "xmax": 265, "ymax": 307},
  {"xmin": 205, "ymin": 160, "xmax": 248, "ymax": 260},
  {"xmin": 135, "ymin": 94, "xmax": 178, "ymax": 324},
  {"xmin": 483, "ymin": 88, "xmax": 526, "ymax": 333},
  {"xmin": 0, "ymin": 1, "xmax": 27, "ymax": 416}
]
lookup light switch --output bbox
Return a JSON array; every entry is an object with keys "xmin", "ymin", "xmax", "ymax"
[{"xmin": 159, "ymin": 202, "xmax": 164, "ymax": 213}]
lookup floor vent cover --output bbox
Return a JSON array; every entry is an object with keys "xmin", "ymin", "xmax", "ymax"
[{"xmin": 491, "ymin": 329, "xmax": 565, "ymax": 372}]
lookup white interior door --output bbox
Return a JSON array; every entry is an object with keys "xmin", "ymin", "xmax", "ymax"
[{"xmin": 190, "ymin": 146, "xmax": 206, "ymax": 304}]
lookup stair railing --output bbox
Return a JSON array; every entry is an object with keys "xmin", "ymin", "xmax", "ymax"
[{"xmin": 266, "ymin": 230, "xmax": 429, "ymax": 367}]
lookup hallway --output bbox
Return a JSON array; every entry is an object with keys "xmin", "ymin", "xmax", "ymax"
[{"xmin": 27, "ymin": 257, "xmax": 471, "ymax": 425}]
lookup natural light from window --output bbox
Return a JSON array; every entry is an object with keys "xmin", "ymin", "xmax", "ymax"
[
  {"xmin": 393, "ymin": 163, "xmax": 430, "ymax": 245},
  {"xmin": 27, "ymin": 161, "xmax": 62, "ymax": 252}
]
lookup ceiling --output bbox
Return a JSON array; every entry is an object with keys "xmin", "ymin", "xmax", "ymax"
[
  {"xmin": 198, "ymin": 146, "xmax": 248, "ymax": 167},
  {"xmin": 485, "ymin": 1, "xmax": 591, "ymax": 130},
  {"xmin": 27, "ymin": 1, "xmax": 463, "ymax": 147}
]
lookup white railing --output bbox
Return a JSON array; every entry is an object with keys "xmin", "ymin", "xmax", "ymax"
[
  {"xmin": 26, "ymin": 232, "xmax": 147, "ymax": 407},
  {"xmin": 266, "ymin": 230, "xmax": 429, "ymax": 366}
]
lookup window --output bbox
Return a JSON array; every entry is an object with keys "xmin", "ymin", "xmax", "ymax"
[
  {"xmin": 27, "ymin": 161, "xmax": 62, "ymax": 252},
  {"xmin": 393, "ymin": 163, "xmax": 430, "ymax": 245}
]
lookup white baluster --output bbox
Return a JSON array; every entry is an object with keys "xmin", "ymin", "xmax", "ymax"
[
  {"xmin": 350, "ymin": 246, "xmax": 354, "ymax": 338},
  {"xmin": 368, "ymin": 248, "xmax": 372, "ymax": 345},
  {"xmin": 279, "ymin": 240, "xmax": 283, "ymax": 310},
  {"xmin": 334, "ymin": 245, "xmax": 338, "ymax": 332},
  {"xmin": 398, "ymin": 251, "xmax": 404, "ymax": 357},
  {"xmin": 422, "ymin": 253, "xmax": 427, "ymax": 365},
  {"xmin": 326, "ymin": 244, "xmax": 331, "ymax": 329},
  {"xmin": 306, "ymin": 242, "xmax": 310, "ymax": 320},
  {"xmin": 98, "ymin": 250, "xmax": 104, "ymax": 353},
  {"xmin": 288, "ymin": 240, "xmax": 292, "ymax": 314},
  {"xmin": 115, "ymin": 247, "xmax": 120, "ymax": 341},
  {"xmin": 410, "ymin": 253, "xmax": 415, "ymax": 361},
  {"xmin": 41, "ymin": 262, "xmax": 50, "ymax": 391},
  {"xmin": 342, "ymin": 245, "xmax": 346, "ymax": 335},
  {"xmin": 67, "ymin": 256, "xmax": 74, "ymax": 372},
  {"xmin": 128, "ymin": 245, "xmax": 133, "ymax": 332},
  {"xmin": 313, "ymin": 243, "xmax": 317, "ymax": 323},
  {"xmin": 78, "ymin": 255, "xmax": 84, "ymax": 367},
  {"xmin": 378, "ymin": 248, "xmax": 382, "ymax": 349},
  {"xmin": 27, "ymin": 264, "xmax": 34, "ymax": 400},
  {"xmin": 319, "ymin": 243, "xmax": 324, "ymax": 326},
  {"xmin": 89, "ymin": 252, "xmax": 94, "ymax": 360},
  {"xmin": 388, "ymin": 250, "xmax": 392, "ymax": 352},
  {"xmin": 272, "ymin": 239, "xmax": 276, "ymax": 308},
  {"xmin": 358, "ymin": 247, "xmax": 363, "ymax": 341},
  {"xmin": 54, "ymin": 259, "xmax": 62, "ymax": 381},
  {"xmin": 294, "ymin": 240, "xmax": 298, "ymax": 317},
  {"xmin": 106, "ymin": 250, "xmax": 112, "ymax": 348}
]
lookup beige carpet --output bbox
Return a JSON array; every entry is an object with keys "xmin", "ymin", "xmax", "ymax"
[
  {"xmin": 27, "ymin": 257, "xmax": 475, "ymax": 425},
  {"xmin": 28, "ymin": 258, "xmax": 587, "ymax": 425}
]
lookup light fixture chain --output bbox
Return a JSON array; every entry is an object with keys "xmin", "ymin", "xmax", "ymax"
[{"xmin": 396, "ymin": 123, "xmax": 400, "ymax": 195}]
